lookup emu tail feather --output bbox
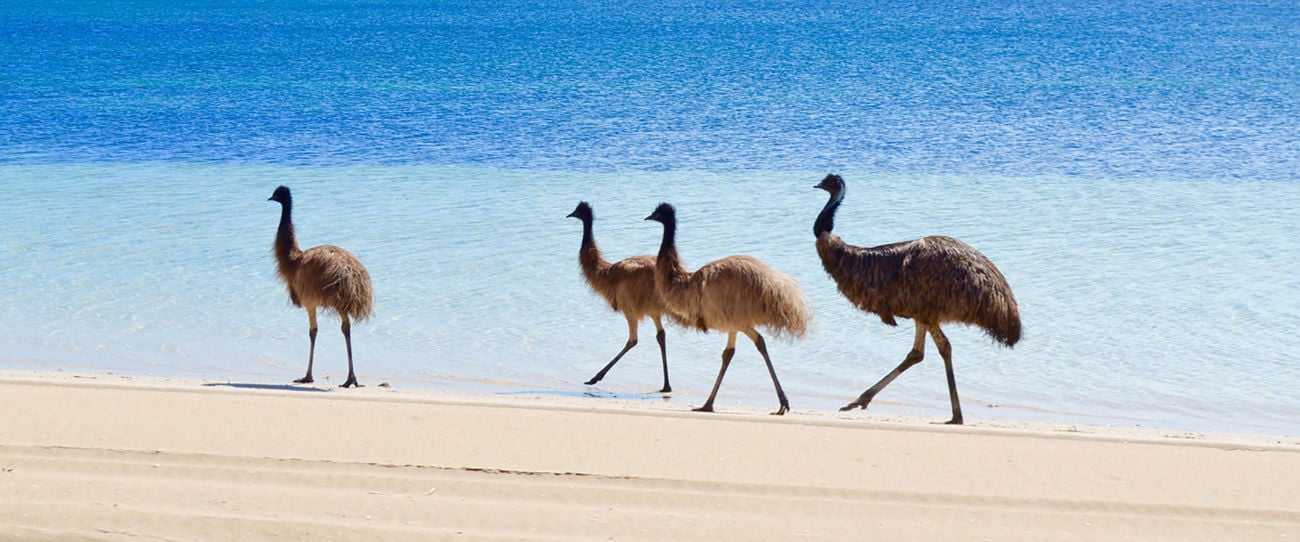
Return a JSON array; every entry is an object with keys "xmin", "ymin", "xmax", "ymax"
[{"xmin": 978, "ymin": 291, "xmax": 1021, "ymax": 347}]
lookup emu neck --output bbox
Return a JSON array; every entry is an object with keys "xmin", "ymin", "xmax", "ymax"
[
  {"xmin": 274, "ymin": 202, "xmax": 301, "ymax": 268},
  {"xmin": 655, "ymin": 217, "xmax": 688, "ymax": 285},
  {"xmin": 577, "ymin": 218, "xmax": 608, "ymax": 278},
  {"xmin": 814, "ymin": 189, "xmax": 843, "ymax": 238}
]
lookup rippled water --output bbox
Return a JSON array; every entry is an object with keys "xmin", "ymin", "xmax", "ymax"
[{"xmin": 1, "ymin": 0, "xmax": 1297, "ymax": 434}]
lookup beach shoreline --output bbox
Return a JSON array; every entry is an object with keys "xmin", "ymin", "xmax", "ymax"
[{"xmin": 1, "ymin": 369, "xmax": 1296, "ymax": 540}]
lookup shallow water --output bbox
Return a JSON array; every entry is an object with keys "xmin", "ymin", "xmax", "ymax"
[
  {"xmin": 2, "ymin": 164, "xmax": 1297, "ymax": 435},
  {"xmin": 1, "ymin": 0, "xmax": 1297, "ymax": 434}
]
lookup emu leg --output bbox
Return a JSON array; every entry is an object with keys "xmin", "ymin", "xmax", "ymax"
[
  {"xmin": 929, "ymin": 326, "xmax": 962, "ymax": 424},
  {"xmin": 747, "ymin": 330, "xmax": 789, "ymax": 415},
  {"xmin": 840, "ymin": 323, "xmax": 928, "ymax": 411},
  {"xmin": 695, "ymin": 332, "xmax": 738, "ymax": 413},
  {"xmin": 585, "ymin": 317, "xmax": 638, "ymax": 386},
  {"xmin": 295, "ymin": 308, "xmax": 318, "ymax": 384},
  {"xmin": 339, "ymin": 316, "xmax": 362, "ymax": 388},
  {"xmin": 653, "ymin": 315, "xmax": 671, "ymax": 393}
]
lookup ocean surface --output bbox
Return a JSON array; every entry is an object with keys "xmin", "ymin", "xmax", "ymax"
[{"xmin": 2, "ymin": 0, "xmax": 1297, "ymax": 434}]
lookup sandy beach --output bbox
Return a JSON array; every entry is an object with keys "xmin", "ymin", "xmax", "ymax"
[{"xmin": 0, "ymin": 370, "xmax": 1296, "ymax": 541}]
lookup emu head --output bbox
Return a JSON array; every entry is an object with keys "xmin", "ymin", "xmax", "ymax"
[
  {"xmin": 645, "ymin": 202, "xmax": 676, "ymax": 224},
  {"xmin": 567, "ymin": 201, "xmax": 593, "ymax": 222},
  {"xmin": 268, "ymin": 185, "xmax": 292, "ymax": 205},
  {"xmin": 814, "ymin": 174, "xmax": 845, "ymax": 195}
]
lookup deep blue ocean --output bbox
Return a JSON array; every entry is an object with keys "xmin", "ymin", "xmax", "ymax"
[{"xmin": 2, "ymin": 0, "xmax": 1297, "ymax": 434}]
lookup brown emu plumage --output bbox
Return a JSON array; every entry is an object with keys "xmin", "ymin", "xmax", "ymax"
[
  {"xmin": 647, "ymin": 203, "xmax": 811, "ymax": 415},
  {"xmin": 815, "ymin": 235, "xmax": 1020, "ymax": 346},
  {"xmin": 269, "ymin": 185, "xmax": 373, "ymax": 388},
  {"xmin": 568, "ymin": 202, "xmax": 684, "ymax": 392},
  {"xmin": 813, "ymin": 174, "xmax": 1020, "ymax": 424}
]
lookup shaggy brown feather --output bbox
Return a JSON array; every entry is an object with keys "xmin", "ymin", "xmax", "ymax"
[
  {"xmin": 647, "ymin": 203, "xmax": 810, "ymax": 415},
  {"xmin": 278, "ymin": 245, "xmax": 375, "ymax": 322},
  {"xmin": 815, "ymin": 234, "xmax": 1019, "ymax": 345},
  {"xmin": 656, "ymin": 254, "xmax": 810, "ymax": 338}
]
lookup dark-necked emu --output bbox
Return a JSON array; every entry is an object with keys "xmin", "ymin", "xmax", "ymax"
[
  {"xmin": 568, "ymin": 201, "xmax": 682, "ymax": 393},
  {"xmin": 269, "ymin": 185, "xmax": 374, "ymax": 388},
  {"xmin": 813, "ymin": 174, "xmax": 1020, "ymax": 424},
  {"xmin": 647, "ymin": 203, "xmax": 811, "ymax": 415}
]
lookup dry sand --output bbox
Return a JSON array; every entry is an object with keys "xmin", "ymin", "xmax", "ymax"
[{"xmin": 0, "ymin": 370, "xmax": 1296, "ymax": 541}]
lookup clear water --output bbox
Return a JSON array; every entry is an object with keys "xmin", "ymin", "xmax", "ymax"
[{"xmin": 2, "ymin": 0, "xmax": 1297, "ymax": 434}]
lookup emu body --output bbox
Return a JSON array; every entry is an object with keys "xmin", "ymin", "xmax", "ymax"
[
  {"xmin": 568, "ymin": 201, "xmax": 681, "ymax": 393},
  {"xmin": 647, "ymin": 203, "xmax": 810, "ymax": 415},
  {"xmin": 813, "ymin": 174, "xmax": 1020, "ymax": 424},
  {"xmin": 269, "ymin": 185, "xmax": 373, "ymax": 388}
]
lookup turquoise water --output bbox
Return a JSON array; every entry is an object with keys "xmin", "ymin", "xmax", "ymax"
[{"xmin": 1, "ymin": 0, "xmax": 1298, "ymax": 434}]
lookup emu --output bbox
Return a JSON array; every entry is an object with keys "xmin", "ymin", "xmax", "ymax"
[
  {"xmin": 568, "ymin": 201, "xmax": 681, "ymax": 393},
  {"xmin": 269, "ymin": 185, "xmax": 374, "ymax": 388},
  {"xmin": 646, "ymin": 203, "xmax": 811, "ymax": 415},
  {"xmin": 813, "ymin": 174, "xmax": 1020, "ymax": 424}
]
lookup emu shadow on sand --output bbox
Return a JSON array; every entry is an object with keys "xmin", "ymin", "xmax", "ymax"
[
  {"xmin": 568, "ymin": 201, "xmax": 683, "ymax": 393},
  {"xmin": 647, "ymin": 203, "xmax": 811, "ymax": 415},
  {"xmin": 813, "ymin": 174, "xmax": 1021, "ymax": 424},
  {"xmin": 269, "ymin": 186, "xmax": 374, "ymax": 388}
]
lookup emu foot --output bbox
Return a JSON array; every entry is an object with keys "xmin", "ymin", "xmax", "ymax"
[
  {"xmin": 340, "ymin": 377, "xmax": 363, "ymax": 388},
  {"xmin": 584, "ymin": 378, "xmax": 600, "ymax": 386},
  {"xmin": 839, "ymin": 392, "xmax": 878, "ymax": 412},
  {"xmin": 658, "ymin": 386, "xmax": 672, "ymax": 394},
  {"xmin": 692, "ymin": 405, "xmax": 715, "ymax": 413},
  {"xmin": 771, "ymin": 403, "xmax": 789, "ymax": 416},
  {"xmin": 293, "ymin": 376, "xmax": 314, "ymax": 384}
]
